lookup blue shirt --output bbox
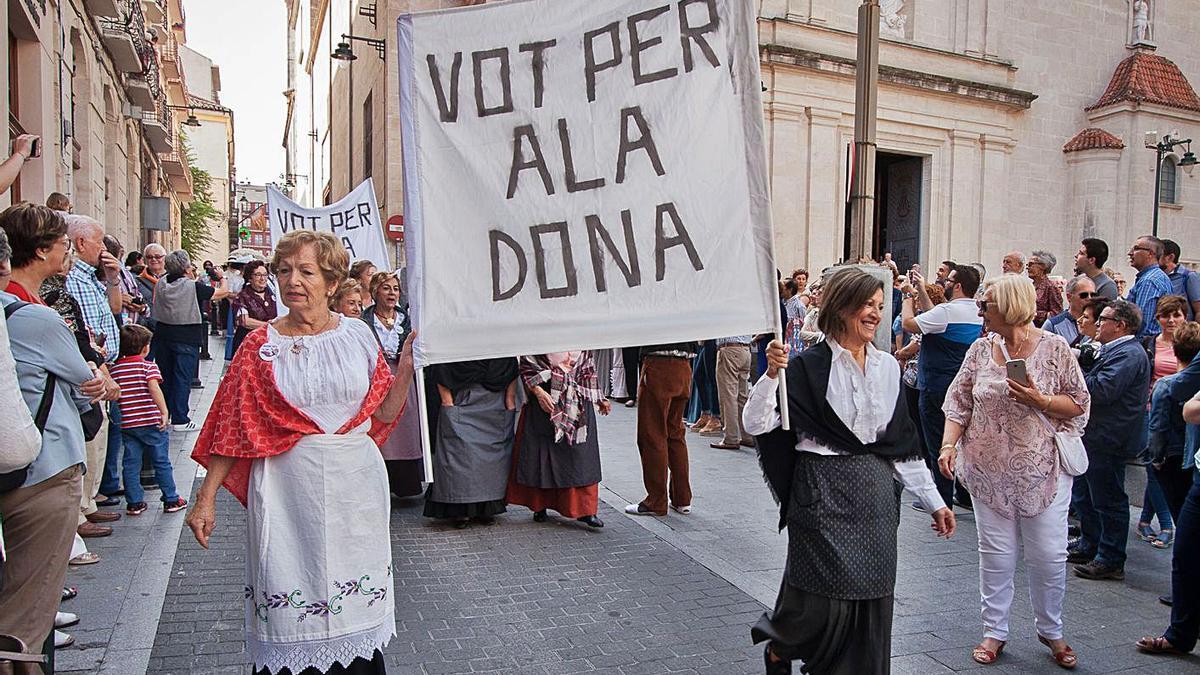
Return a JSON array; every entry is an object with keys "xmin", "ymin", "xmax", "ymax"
[
  {"xmin": 64, "ymin": 260, "xmax": 121, "ymax": 362},
  {"xmin": 1168, "ymin": 266, "xmax": 1200, "ymax": 320},
  {"xmin": 1126, "ymin": 265, "xmax": 1172, "ymax": 338},
  {"xmin": 913, "ymin": 298, "xmax": 983, "ymax": 392}
]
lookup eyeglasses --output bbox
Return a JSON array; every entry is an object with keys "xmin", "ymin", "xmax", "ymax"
[
  {"xmin": 1097, "ymin": 314, "xmax": 1116, "ymax": 323},
  {"xmin": 1131, "ymin": 246, "xmax": 1154, "ymax": 254},
  {"xmin": 976, "ymin": 300, "xmax": 991, "ymax": 312},
  {"xmin": 1076, "ymin": 291, "xmax": 1095, "ymax": 299},
  {"xmin": 146, "ymin": 254, "xmax": 165, "ymax": 261}
]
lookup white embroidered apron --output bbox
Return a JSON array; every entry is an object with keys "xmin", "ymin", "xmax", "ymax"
[{"xmin": 244, "ymin": 429, "xmax": 395, "ymax": 673}]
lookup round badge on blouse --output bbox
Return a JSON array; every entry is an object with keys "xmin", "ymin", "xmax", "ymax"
[{"xmin": 258, "ymin": 342, "xmax": 281, "ymax": 362}]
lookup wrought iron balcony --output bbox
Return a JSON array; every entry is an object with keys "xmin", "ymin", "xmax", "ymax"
[
  {"xmin": 98, "ymin": 0, "xmax": 147, "ymax": 72},
  {"xmin": 141, "ymin": 101, "xmax": 172, "ymax": 154}
]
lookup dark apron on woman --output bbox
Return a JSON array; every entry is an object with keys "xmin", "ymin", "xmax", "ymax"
[{"xmin": 424, "ymin": 385, "xmax": 516, "ymax": 517}]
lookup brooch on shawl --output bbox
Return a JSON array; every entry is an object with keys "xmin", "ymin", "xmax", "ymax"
[{"xmin": 258, "ymin": 342, "xmax": 281, "ymax": 362}]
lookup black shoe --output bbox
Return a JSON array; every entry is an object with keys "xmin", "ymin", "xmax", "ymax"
[
  {"xmin": 532, "ymin": 510, "xmax": 547, "ymax": 523},
  {"xmin": 472, "ymin": 515, "xmax": 496, "ymax": 526},
  {"xmin": 764, "ymin": 644, "xmax": 792, "ymax": 675},
  {"xmin": 1160, "ymin": 595, "xmax": 1173, "ymax": 607},
  {"xmin": 1066, "ymin": 548, "xmax": 1095, "ymax": 565},
  {"xmin": 1073, "ymin": 560, "xmax": 1125, "ymax": 580},
  {"xmin": 453, "ymin": 518, "xmax": 470, "ymax": 529},
  {"xmin": 96, "ymin": 497, "xmax": 121, "ymax": 507},
  {"xmin": 577, "ymin": 515, "xmax": 604, "ymax": 528}
]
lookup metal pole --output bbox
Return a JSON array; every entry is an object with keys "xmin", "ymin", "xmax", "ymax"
[
  {"xmin": 1153, "ymin": 145, "xmax": 1164, "ymax": 238},
  {"xmin": 850, "ymin": 1, "xmax": 881, "ymax": 262}
]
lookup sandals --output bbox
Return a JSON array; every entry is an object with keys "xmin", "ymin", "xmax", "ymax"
[
  {"xmin": 1038, "ymin": 635, "xmax": 1077, "ymax": 669},
  {"xmin": 69, "ymin": 552, "xmax": 101, "ymax": 566},
  {"xmin": 1136, "ymin": 636, "xmax": 1188, "ymax": 656},
  {"xmin": 1153, "ymin": 529, "xmax": 1175, "ymax": 549},
  {"xmin": 1136, "ymin": 522, "xmax": 1158, "ymax": 542},
  {"xmin": 972, "ymin": 641, "xmax": 1005, "ymax": 664}
]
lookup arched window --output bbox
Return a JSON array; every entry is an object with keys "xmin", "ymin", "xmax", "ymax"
[{"xmin": 1160, "ymin": 156, "xmax": 1179, "ymax": 205}]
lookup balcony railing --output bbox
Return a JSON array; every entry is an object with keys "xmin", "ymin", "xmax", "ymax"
[
  {"xmin": 98, "ymin": 0, "xmax": 148, "ymax": 72},
  {"xmin": 141, "ymin": 100, "xmax": 172, "ymax": 154}
]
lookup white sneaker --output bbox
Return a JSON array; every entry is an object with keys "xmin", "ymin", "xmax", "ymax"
[
  {"xmin": 172, "ymin": 421, "xmax": 199, "ymax": 432},
  {"xmin": 54, "ymin": 630, "xmax": 75, "ymax": 648},
  {"xmin": 624, "ymin": 503, "xmax": 659, "ymax": 516},
  {"xmin": 54, "ymin": 611, "xmax": 79, "ymax": 629},
  {"xmin": 671, "ymin": 504, "xmax": 692, "ymax": 515}
]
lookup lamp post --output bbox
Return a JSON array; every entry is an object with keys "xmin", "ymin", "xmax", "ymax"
[
  {"xmin": 849, "ymin": 1, "xmax": 881, "ymax": 262},
  {"xmin": 1148, "ymin": 132, "xmax": 1198, "ymax": 237},
  {"xmin": 166, "ymin": 105, "xmax": 202, "ymax": 127}
]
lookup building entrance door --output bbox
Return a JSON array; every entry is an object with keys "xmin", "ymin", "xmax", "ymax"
[{"xmin": 874, "ymin": 152, "xmax": 924, "ymax": 272}]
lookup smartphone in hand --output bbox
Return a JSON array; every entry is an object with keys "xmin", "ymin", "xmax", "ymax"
[{"xmin": 1005, "ymin": 359, "xmax": 1028, "ymax": 385}]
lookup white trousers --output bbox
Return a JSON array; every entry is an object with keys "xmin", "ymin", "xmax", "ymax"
[{"xmin": 974, "ymin": 473, "xmax": 1072, "ymax": 642}]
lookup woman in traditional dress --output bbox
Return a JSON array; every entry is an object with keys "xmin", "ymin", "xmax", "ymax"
[
  {"xmin": 424, "ymin": 358, "xmax": 518, "ymax": 528},
  {"xmin": 361, "ymin": 271, "xmax": 423, "ymax": 499},
  {"xmin": 230, "ymin": 260, "xmax": 278, "ymax": 355},
  {"xmin": 745, "ymin": 267, "xmax": 956, "ymax": 675},
  {"xmin": 507, "ymin": 351, "xmax": 611, "ymax": 528},
  {"xmin": 186, "ymin": 231, "xmax": 415, "ymax": 675}
]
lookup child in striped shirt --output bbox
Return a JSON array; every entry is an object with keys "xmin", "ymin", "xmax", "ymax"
[{"xmin": 110, "ymin": 324, "xmax": 186, "ymax": 515}]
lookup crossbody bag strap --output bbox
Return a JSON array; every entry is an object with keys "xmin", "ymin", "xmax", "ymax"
[
  {"xmin": 996, "ymin": 334, "xmax": 1059, "ymax": 435},
  {"xmin": 5, "ymin": 301, "xmax": 57, "ymax": 432}
]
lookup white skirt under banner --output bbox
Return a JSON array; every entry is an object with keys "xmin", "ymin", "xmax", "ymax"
[{"xmin": 244, "ymin": 429, "xmax": 395, "ymax": 673}]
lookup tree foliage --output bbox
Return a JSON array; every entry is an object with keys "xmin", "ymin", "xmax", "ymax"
[{"xmin": 179, "ymin": 135, "xmax": 219, "ymax": 259}]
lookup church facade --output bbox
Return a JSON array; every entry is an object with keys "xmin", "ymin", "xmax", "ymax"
[{"xmin": 759, "ymin": 0, "xmax": 1200, "ymax": 278}]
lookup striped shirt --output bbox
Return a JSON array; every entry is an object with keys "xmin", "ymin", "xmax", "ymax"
[
  {"xmin": 65, "ymin": 260, "xmax": 120, "ymax": 362},
  {"xmin": 110, "ymin": 356, "xmax": 164, "ymax": 429}
]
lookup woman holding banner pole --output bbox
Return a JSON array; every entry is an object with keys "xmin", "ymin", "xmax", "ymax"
[
  {"xmin": 187, "ymin": 231, "xmax": 415, "ymax": 675},
  {"xmin": 745, "ymin": 267, "xmax": 955, "ymax": 675}
]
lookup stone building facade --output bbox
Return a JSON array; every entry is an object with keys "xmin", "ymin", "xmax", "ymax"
[
  {"xmin": 1, "ymin": 0, "xmax": 208, "ymax": 252},
  {"xmin": 286, "ymin": 0, "xmax": 1199, "ymax": 278}
]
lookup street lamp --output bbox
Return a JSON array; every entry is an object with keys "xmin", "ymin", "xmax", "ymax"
[
  {"xmin": 1147, "ymin": 132, "xmax": 1196, "ymax": 237},
  {"xmin": 167, "ymin": 105, "xmax": 202, "ymax": 127},
  {"xmin": 332, "ymin": 34, "xmax": 386, "ymax": 62}
]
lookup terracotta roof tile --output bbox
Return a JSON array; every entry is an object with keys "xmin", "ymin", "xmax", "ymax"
[
  {"xmin": 1063, "ymin": 128, "xmax": 1126, "ymax": 153},
  {"xmin": 1087, "ymin": 50, "xmax": 1200, "ymax": 113}
]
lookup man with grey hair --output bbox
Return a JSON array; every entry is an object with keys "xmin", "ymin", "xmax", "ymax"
[
  {"xmin": 63, "ymin": 213, "xmax": 125, "ymax": 528},
  {"xmin": 1069, "ymin": 299, "xmax": 1151, "ymax": 581},
  {"xmin": 151, "ymin": 249, "xmax": 230, "ymax": 431},
  {"xmin": 1045, "ymin": 275, "xmax": 1097, "ymax": 345},
  {"xmin": 1001, "ymin": 251, "xmax": 1025, "ymax": 275},
  {"xmin": 1126, "ymin": 235, "xmax": 1172, "ymax": 338},
  {"xmin": 1027, "ymin": 250, "xmax": 1062, "ymax": 327},
  {"xmin": 136, "ymin": 243, "xmax": 167, "ymax": 328}
]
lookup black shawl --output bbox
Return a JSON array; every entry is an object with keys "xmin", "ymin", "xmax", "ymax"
[
  {"xmin": 431, "ymin": 358, "xmax": 518, "ymax": 395},
  {"xmin": 756, "ymin": 340, "xmax": 921, "ymax": 530}
]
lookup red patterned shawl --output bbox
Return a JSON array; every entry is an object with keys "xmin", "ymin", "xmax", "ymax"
[{"xmin": 191, "ymin": 326, "xmax": 398, "ymax": 507}]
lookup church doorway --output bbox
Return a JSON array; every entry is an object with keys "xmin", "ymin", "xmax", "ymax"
[{"xmin": 844, "ymin": 151, "xmax": 926, "ymax": 272}]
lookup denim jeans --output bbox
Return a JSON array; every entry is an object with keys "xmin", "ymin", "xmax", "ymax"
[
  {"xmin": 694, "ymin": 342, "xmax": 720, "ymax": 416},
  {"xmin": 919, "ymin": 388, "xmax": 971, "ymax": 508},
  {"xmin": 120, "ymin": 425, "xmax": 178, "ymax": 506},
  {"xmin": 1071, "ymin": 452, "xmax": 1130, "ymax": 567},
  {"xmin": 1165, "ymin": 470, "xmax": 1200, "ymax": 652},
  {"xmin": 156, "ymin": 340, "xmax": 199, "ymax": 424},
  {"xmin": 99, "ymin": 400, "xmax": 124, "ymax": 496},
  {"xmin": 1140, "ymin": 464, "xmax": 1175, "ymax": 530}
]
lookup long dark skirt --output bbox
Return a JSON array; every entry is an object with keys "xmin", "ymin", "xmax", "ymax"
[
  {"xmin": 752, "ymin": 582, "xmax": 893, "ymax": 675},
  {"xmin": 423, "ymin": 493, "xmax": 507, "ymax": 518},
  {"xmin": 254, "ymin": 650, "xmax": 385, "ymax": 675},
  {"xmin": 385, "ymin": 458, "xmax": 424, "ymax": 499}
]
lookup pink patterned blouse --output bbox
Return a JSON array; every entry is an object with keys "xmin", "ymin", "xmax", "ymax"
[{"xmin": 943, "ymin": 332, "xmax": 1091, "ymax": 519}]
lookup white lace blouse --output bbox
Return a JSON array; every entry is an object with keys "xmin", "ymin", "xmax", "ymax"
[{"xmin": 266, "ymin": 317, "xmax": 380, "ymax": 433}]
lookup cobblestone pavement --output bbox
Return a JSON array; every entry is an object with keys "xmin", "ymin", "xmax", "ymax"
[{"xmin": 53, "ymin": 338, "xmax": 1200, "ymax": 673}]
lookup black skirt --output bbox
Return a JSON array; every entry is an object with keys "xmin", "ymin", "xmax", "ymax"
[
  {"xmin": 423, "ymin": 487, "xmax": 507, "ymax": 519},
  {"xmin": 752, "ymin": 581, "xmax": 893, "ymax": 675}
]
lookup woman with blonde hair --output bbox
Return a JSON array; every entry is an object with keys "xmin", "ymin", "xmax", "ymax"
[
  {"xmin": 329, "ymin": 279, "xmax": 364, "ymax": 318},
  {"xmin": 940, "ymin": 274, "xmax": 1090, "ymax": 669}
]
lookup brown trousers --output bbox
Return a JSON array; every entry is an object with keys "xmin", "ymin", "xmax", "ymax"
[
  {"xmin": 636, "ymin": 357, "xmax": 693, "ymax": 514},
  {"xmin": 0, "ymin": 465, "xmax": 83, "ymax": 670}
]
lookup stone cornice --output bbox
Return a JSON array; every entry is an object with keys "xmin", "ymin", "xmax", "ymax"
[{"xmin": 762, "ymin": 44, "xmax": 1038, "ymax": 111}]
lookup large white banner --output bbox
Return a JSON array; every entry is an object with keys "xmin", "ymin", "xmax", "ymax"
[
  {"xmin": 398, "ymin": 0, "xmax": 777, "ymax": 367},
  {"xmin": 267, "ymin": 179, "xmax": 390, "ymax": 267}
]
